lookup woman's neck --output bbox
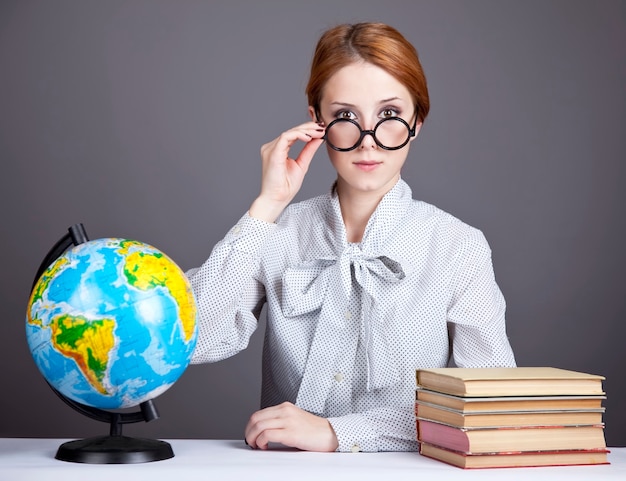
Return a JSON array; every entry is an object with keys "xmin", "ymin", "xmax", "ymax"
[{"xmin": 336, "ymin": 183, "xmax": 388, "ymax": 243}]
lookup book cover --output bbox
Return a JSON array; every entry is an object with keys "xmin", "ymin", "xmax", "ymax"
[
  {"xmin": 416, "ymin": 388, "xmax": 606, "ymax": 413},
  {"xmin": 416, "ymin": 367, "xmax": 605, "ymax": 397},
  {"xmin": 419, "ymin": 442, "xmax": 610, "ymax": 469},
  {"xmin": 415, "ymin": 401, "xmax": 605, "ymax": 428},
  {"xmin": 417, "ymin": 419, "xmax": 607, "ymax": 453}
]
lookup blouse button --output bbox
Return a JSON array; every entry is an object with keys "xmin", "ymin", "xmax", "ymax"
[
  {"xmin": 334, "ymin": 372, "xmax": 344, "ymax": 382},
  {"xmin": 351, "ymin": 444, "xmax": 361, "ymax": 453}
]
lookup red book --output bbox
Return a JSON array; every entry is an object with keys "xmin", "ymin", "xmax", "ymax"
[{"xmin": 417, "ymin": 419, "xmax": 607, "ymax": 454}]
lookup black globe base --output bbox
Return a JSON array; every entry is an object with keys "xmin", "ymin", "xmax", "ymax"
[{"xmin": 55, "ymin": 435, "xmax": 174, "ymax": 464}]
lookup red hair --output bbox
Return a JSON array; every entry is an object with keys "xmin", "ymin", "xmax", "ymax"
[{"xmin": 306, "ymin": 23, "xmax": 430, "ymax": 123}]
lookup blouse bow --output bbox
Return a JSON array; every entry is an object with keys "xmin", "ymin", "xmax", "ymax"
[{"xmin": 282, "ymin": 243, "xmax": 406, "ymax": 415}]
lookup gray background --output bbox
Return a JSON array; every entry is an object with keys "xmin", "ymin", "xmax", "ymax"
[{"xmin": 1, "ymin": 0, "xmax": 625, "ymax": 447}]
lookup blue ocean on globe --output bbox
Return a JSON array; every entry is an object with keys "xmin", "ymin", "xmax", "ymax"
[{"xmin": 26, "ymin": 238, "xmax": 198, "ymax": 409}]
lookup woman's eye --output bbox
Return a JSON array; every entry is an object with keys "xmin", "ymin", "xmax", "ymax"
[
  {"xmin": 337, "ymin": 111, "xmax": 356, "ymax": 120},
  {"xmin": 381, "ymin": 108, "xmax": 399, "ymax": 118}
]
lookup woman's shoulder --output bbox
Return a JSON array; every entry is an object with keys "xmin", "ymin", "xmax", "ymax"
[
  {"xmin": 407, "ymin": 198, "xmax": 489, "ymax": 249},
  {"xmin": 408, "ymin": 198, "xmax": 471, "ymax": 228}
]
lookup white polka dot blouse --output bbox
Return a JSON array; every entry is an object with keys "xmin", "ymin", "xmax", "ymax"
[{"xmin": 187, "ymin": 178, "xmax": 516, "ymax": 452}]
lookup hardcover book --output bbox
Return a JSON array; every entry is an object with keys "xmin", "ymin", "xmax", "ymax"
[
  {"xmin": 419, "ymin": 442, "xmax": 610, "ymax": 469},
  {"xmin": 416, "ymin": 367, "xmax": 605, "ymax": 397},
  {"xmin": 417, "ymin": 419, "xmax": 607, "ymax": 453},
  {"xmin": 415, "ymin": 401, "xmax": 605, "ymax": 428},
  {"xmin": 416, "ymin": 389, "xmax": 606, "ymax": 413}
]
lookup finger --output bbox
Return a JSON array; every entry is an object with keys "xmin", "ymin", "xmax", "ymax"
[
  {"xmin": 245, "ymin": 403, "xmax": 299, "ymax": 448},
  {"xmin": 246, "ymin": 403, "xmax": 288, "ymax": 428},
  {"xmin": 281, "ymin": 123, "xmax": 325, "ymax": 144},
  {"xmin": 244, "ymin": 409, "xmax": 283, "ymax": 448},
  {"xmin": 262, "ymin": 124, "xmax": 325, "ymax": 156},
  {"xmin": 255, "ymin": 428, "xmax": 290, "ymax": 451},
  {"xmin": 262, "ymin": 132, "xmax": 315, "ymax": 164},
  {"xmin": 291, "ymin": 121, "xmax": 326, "ymax": 133},
  {"xmin": 283, "ymin": 127, "xmax": 325, "ymax": 150},
  {"xmin": 246, "ymin": 418, "xmax": 286, "ymax": 449},
  {"xmin": 293, "ymin": 137, "xmax": 324, "ymax": 172}
]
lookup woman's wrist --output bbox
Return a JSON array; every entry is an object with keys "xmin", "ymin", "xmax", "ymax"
[{"xmin": 249, "ymin": 196, "xmax": 289, "ymax": 224}]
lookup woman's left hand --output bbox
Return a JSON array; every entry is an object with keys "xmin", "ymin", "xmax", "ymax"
[{"xmin": 244, "ymin": 402, "xmax": 339, "ymax": 452}]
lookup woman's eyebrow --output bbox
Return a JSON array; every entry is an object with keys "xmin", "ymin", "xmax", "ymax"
[
  {"xmin": 329, "ymin": 97, "xmax": 406, "ymax": 108},
  {"xmin": 329, "ymin": 101, "xmax": 356, "ymax": 108},
  {"xmin": 379, "ymin": 97, "xmax": 402, "ymax": 104}
]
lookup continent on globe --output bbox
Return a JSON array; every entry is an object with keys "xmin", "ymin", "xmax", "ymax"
[
  {"xmin": 50, "ymin": 314, "xmax": 116, "ymax": 395},
  {"xmin": 119, "ymin": 240, "xmax": 196, "ymax": 343}
]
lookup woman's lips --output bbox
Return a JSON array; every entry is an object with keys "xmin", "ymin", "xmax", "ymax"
[{"xmin": 354, "ymin": 161, "xmax": 382, "ymax": 172}]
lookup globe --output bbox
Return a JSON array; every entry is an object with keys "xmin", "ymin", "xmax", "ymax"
[{"xmin": 26, "ymin": 237, "xmax": 198, "ymax": 410}]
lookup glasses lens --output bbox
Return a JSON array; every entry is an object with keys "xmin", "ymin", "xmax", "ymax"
[
  {"xmin": 326, "ymin": 120, "xmax": 362, "ymax": 150},
  {"xmin": 375, "ymin": 118, "xmax": 411, "ymax": 149}
]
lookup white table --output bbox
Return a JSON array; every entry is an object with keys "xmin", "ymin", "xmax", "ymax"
[{"xmin": 1, "ymin": 438, "xmax": 624, "ymax": 481}]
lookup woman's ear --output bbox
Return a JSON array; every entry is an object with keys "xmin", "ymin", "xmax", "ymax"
[
  {"xmin": 410, "ymin": 122, "xmax": 423, "ymax": 143},
  {"xmin": 308, "ymin": 106, "xmax": 316, "ymax": 122}
]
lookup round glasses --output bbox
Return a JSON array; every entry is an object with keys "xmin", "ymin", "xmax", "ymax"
[{"xmin": 322, "ymin": 112, "xmax": 418, "ymax": 152}]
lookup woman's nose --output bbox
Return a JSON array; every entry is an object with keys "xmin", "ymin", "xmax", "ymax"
[{"xmin": 359, "ymin": 130, "xmax": 378, "ymax": 149}]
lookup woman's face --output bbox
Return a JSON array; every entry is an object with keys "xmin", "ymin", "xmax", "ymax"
[{"xmin": 310, "ymin": 61, "xmax": 421, "ymax": 198}]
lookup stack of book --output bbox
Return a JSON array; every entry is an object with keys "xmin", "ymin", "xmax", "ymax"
[{"xmin": 415, "ymin": 367, "xmax": 609, "ymax": 469}]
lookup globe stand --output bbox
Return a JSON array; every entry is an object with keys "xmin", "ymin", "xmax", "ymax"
[
  {"xmin": 56, "ymin": 436, "xmax": 173, "ymax": 464},
  {"xmin": 33, "ymin": 223, "xmax": 174, "ymax": 464},
  {"xmin": 53, "ymin": 398, "xmax": 173, "ymax": 464}
]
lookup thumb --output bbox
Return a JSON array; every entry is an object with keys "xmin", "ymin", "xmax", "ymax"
[{"xmin": 295, "ymin": 138, "xmax": 324, "ymax": 174}]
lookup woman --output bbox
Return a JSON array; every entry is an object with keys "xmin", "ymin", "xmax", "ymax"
[{"xmin": 187, "ymin": 22, "xmax": 516, "ymax": 453}]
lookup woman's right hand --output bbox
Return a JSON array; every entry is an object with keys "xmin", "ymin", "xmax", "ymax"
[{"xmin": 249, "ymin": 121, "xmax": 325, "ymax": 223}]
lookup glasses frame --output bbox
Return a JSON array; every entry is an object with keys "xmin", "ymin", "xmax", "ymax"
[{"xmin": 316, "ymin": 106, "xmax": 419, "ymax": 152}]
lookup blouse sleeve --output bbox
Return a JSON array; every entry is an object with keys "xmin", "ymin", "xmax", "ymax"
[
  {"xmin": 187, "ymin": 212, "xmax": 276, "ymax": 364},
  {"xmin": 328, "ymin": 405, "xmax": 418, "ymax": 452},
  {"xmin": 447, "ymin": 229, "xmax": 516, "ymax": 368}
]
